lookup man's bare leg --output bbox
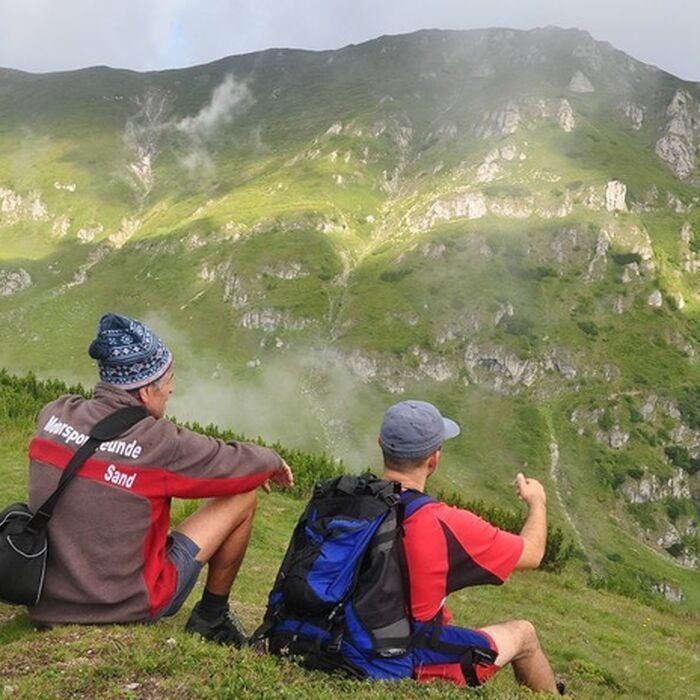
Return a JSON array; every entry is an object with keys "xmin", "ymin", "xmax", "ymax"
[
  {"xmin": 480, "ymin": 619, "xmax": 558, "ymax": 693},
  {"xmin": 174, "ymin": 491, "xmax": 258, "ymax": 644},
  {"xmin": 175, "ymin": 490, "xmax": 258, "ymax": 594}
]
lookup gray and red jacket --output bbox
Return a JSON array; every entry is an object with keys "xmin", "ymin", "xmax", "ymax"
[{"xmin": 27, "ymin": 382, "xmax": 282, "ymax": 625}]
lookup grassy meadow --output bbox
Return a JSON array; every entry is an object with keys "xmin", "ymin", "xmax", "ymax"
[{"xmin": 0, "ymin": 374, "xmax": 698, "ymax": 699}]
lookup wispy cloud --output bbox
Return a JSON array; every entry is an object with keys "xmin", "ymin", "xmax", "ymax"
[
  {"xmin": 176, "ymin": 74, "xmax": 253, "ymax": 139},
  {"xmin": 121, "ymin": 73, "xmax": 253, "ymax": 185}
]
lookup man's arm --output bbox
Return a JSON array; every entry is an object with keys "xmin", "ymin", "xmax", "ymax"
[{"xmin": 515, "ymin": 472, "xmax": 547, "ymax": 569}]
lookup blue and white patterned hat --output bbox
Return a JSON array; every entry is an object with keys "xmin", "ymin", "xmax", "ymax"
[{"xmin": 88, "ymin": 313, "xmax": 173, "ymax": 390}]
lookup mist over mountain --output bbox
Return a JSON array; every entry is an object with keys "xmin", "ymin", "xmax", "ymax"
[{"xmin": 0, "ymin": 26, "xmax": 698, "ymax": 609}]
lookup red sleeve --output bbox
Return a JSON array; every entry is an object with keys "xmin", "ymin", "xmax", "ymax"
[
  {"xmin": 436, "ymin": 503, "xmax": 524, "ymax": 591},
  {"xmin": 162, "ymin": 421, "xmax": 282, "ymax": 498}
]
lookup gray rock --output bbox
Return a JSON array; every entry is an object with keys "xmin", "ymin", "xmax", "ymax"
[
  {"xmin": 569, "ymin": 71, "xmax": 595, "ymax": 93},
  {"xmin": 77, "ymin": 224, "xmax": 103, "ymax": 244},
  {"xmin": 51, "ymin": 216, "xmax": 71, "ymax": 239},
  {"xmin": 654, "ymin": 582, "xmax": 684, "ymax": 603},
  {"xmin": 621, "ymin": 102, "xmax": 644, "ymax": 130},
  {"xmin": 0, "ymin": 268, "xmax": 32, "ymax": 296},
  {"xmin": 657, "ymin": 524, "xmax": 682, "ymax": 548},
  {"xmin": 655, "ymin": 135, "xmax": 695, "ymax": 179},
  {"xmin": 605, "ymin": 180, "xmax": 627, "ymax": 212},
  {"xmin": 622, "ymin": 469, "xmax": 690, "ymax": 503},
  {"xmin": 108, "ymin": 218, "xmax": 141, "ymax": 249},
  {"xmin": 420, "ymin": 191, "xmax": 487, "ymax": 230},
  {"xmin": 558, "ymin": 99, "xmax": 576, "ymax": 131},
  {"xmin": 240, "ymin": 309, "xmax": 310, "ymax": 332},
  {"xmin": 647, "ymin": 290, "xmax": 663, "ymax": 307}
]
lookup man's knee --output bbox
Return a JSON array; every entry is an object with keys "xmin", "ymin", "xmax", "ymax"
[
  {"xmin": 209, "ymin": 488, "xmax": 257, "ymax": 519},
  {"xmin": 481, "ymin": 619, "xmax": 541, "ymax": 667},
  {"xmin": 512, "ymin": 619, "xmax": 540, "ymax": 656},
  {"xmin": 234, "ymin": 488, "xmax": 258, "ymax": 514}
]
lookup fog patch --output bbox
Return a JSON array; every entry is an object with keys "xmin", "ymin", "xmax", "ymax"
[
  {"xmin": 177, "ymin": 74, "xmax": 252, "ymax": 139},
  {"xmin": 121, "ymin": 74, "xmax": 253, "ymax": 187},
  {"xmin": 175, "ymin": 74, "xmax": 253, "ymax": 176},
  {"xmin": 166, "ymin": 347, "xmax": 381, "ymax": 471}
]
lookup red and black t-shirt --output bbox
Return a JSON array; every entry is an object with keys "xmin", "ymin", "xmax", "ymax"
[{"xmin": 403, "ymin": 498, "xmax": 524, "ymax": 623}]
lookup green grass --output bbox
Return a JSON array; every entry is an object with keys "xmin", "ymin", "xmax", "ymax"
[
  {"xmin": 1, "ymin": 374, "xmax": 699, "ymax": 698},
  {"xmin": 1, "ymin": 496, "xmax": 699, "ymax": 699},
  {"xmin": 1, "ymin": 27, "xmax": 700, "ymax": 695}
]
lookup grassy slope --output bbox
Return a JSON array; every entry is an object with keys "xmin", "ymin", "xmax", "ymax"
[
  {"xmin": 1, "ymin": 26, "xmax": 699, "ymax": 632},
  {"xmin": 1, "ymin": 398, "xmax": 699, "ymax": 699}
]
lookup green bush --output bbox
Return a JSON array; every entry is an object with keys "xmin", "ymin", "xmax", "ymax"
[
  {"xmin": 379, "ymin": 268, "xmax": 412, "ymax": 283},
  {"xmin": 664, "ymin": 445, "xmax": 700, "ymax": 475},
  {"xmin": 611, "ymin": 252, "xmax": 642, "ymax": 266},
  {"xmin": 0, "ymin": 369, "xmax": 89, "ymax": 425},
  {"xmin": 503, "ymin": 316, "xmax": 533, "ymax": 336},
  {"xmin": 678, "ymin": 385, "xmax": 700, "ymax": 430},
  {"xmin": 577, "ymin": 320, "xmax": 599, "ymax": 337},
  {"xmin": 598, "ymin": 408, "xmax": 614, "ymax": 431}
]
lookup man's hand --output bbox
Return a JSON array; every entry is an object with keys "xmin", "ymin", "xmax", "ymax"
[
  {"xmin": 516, "ymin": 472, "xmax": 547, "ymax": 507},
  {"xmin": 515, "ymin": 472, "xmax": 548, "ymax": 569},
  {"xmin": 261, "ymin": 460, "xmax": 294, "ymax": 494}
]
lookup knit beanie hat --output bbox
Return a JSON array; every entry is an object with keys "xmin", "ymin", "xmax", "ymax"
[{"xmin": 88, "ymin": 313, "xmax": 173, "ymax": 390}]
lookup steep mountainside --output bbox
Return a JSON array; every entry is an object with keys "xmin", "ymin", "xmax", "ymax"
[{"xmin": 0, "ymin": 27, "xmax": 698, "ymax": 609}]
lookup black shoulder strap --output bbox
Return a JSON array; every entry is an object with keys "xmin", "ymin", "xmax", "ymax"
[
  {"xmin": 401, "ymin": 489, "xmax": 435, "ymax": 519},
  {"xmin": 27, "ymin": 405, "xmax": 148, "ymax": 531}
]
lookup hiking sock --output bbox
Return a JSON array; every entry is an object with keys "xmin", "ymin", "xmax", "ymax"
[{"xmin": 197, "ymin": 589, "xmax": 230, "ymax": 621}]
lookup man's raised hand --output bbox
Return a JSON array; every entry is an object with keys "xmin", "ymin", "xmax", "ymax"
[{"xmin": 515, "ymin": 472, "xmax": 546, "ymax": 507}]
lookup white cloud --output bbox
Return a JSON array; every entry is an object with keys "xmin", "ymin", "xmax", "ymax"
[{"xmin": 176, "ymin": 74, "xmax": 253, "ymax": 140}]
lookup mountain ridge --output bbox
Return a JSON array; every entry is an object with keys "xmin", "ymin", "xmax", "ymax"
[{"xmin": 0, "ymin": 25, "xmax": 698, "ymax": 610}]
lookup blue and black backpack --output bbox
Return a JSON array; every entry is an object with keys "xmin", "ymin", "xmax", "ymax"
[{"xmin": 252, "ymin": 473, "xmax": 433, "ymax": 679}]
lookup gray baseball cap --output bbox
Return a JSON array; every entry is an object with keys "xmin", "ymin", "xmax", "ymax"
[{"xmin": 379, "ymin": 400, "xmax": 460, "ymax": 459}]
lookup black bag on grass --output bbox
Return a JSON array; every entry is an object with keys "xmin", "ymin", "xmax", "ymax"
[{"xmin": 0, "ymin": 405, "xmax": 147, "ymax": 606}]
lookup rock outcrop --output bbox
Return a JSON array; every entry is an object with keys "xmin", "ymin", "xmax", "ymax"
[
  {"xmin": 64, "ymin": 246, "xmax": 111, "ymax": 290},
  {"xmin": 51, "ymin": 216, "xmax": 71, "ymax": 239},
  {"xmin": 568, "ymin": 71, "xmax": 594, "ymax": 93},
  {"xmin": 53, "ymin": 181, "xmax": 77, "ymax": 192},
  {"xmin": 463, "ymin": 342, "xmax": 578, "ymax": 393},
  {"xmin": 420, "ymin": 191, "xmax": 487, "ymax": 230},
  {"xmin": 605, "ymin": 180, "xmax": 627, "ymax": 212},
  {"xmin": 240, "ymin": 309, "xmax": 311, "ymax": 332},
  {"xmin": 558, "ymin": 99, "xmax": 576, "ymax": 132},
  {"xmin": 647, "ymin": 290, "xmax": 663, "ymax": 307},
  {"xmin": 654, "ymin": 582, "xmax": 684, "ymax": 603},
  {"xmin": 655, "ymin": 89, "xmax": 697, "ymax": 178},
  {"xmin": 656, "ymin": 136, "xmax": 695, "ymax": 179},
  {"xmin": 108, "ymin": 218, "xmax": 141, "ymax": 248},
  {"xmin": 474, "ymin": 102, "xmax": 520, "ymax": 138},
  {"xmin": 621, "ymin": 468, "xmax": 690, "ymax": 504},
  {"xmin": 0, "ymin": 187, "xmax": 49, "ymax": 224},
  {"xmin": 0, "ymin": 268, "xmax": 32, "ymax": 296},
  {"xmin": 621, "ymin": 102, "xmax": 644, "ymax": 130},
  {"xmin": 77, "ymin": 224, "xmax": 104, "ymax": 244}
]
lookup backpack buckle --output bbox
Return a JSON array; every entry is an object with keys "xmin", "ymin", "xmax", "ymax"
[{"xmin": 326, "ymin": 632, "xmax": 343, "ymax": 654}]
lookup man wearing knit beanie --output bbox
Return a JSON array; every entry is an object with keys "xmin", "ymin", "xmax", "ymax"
[{"xmin": 27, "ymin": 312, "xmax": 293, "ymax": 645}]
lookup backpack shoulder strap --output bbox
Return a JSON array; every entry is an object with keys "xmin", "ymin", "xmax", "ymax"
[{"xmin": 401, "ymin": 489, "xmax": 436, "ymax": 520}]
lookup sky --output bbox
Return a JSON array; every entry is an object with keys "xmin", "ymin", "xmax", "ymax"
[{"xmin": 0, "ymin": 0, "xmax": 698, "ymax": 81}]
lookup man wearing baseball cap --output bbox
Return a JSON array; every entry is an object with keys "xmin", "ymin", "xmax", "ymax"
[
  {"xmin": 27, "ymin": 312, "xmax": 293, "ymax": 645},
  {"xmin": 379, "ymin": 400, "xmax": 560, "ymax": 694}
]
